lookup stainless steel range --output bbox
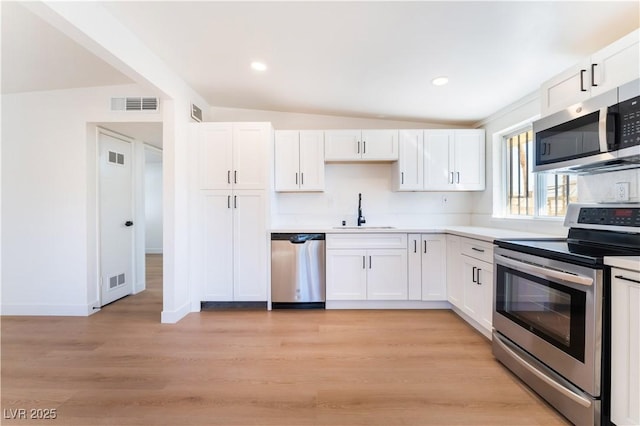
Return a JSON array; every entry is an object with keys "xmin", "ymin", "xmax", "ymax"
[{"xmin": 492, "ymin": 203, "xmax": 640, "ymax": 426}]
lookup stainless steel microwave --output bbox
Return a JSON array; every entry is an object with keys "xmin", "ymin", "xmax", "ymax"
[{"xmin": 533, "ymin": 78, "xmax": 640, "ymax": 174}]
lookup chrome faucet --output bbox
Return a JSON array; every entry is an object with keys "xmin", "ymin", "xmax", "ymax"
[{"xmin": 357, "ymin": 193, "xmax": 366, "ymax": 227}]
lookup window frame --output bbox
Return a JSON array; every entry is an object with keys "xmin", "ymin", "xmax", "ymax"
[{"xmin": 494, "ymin": 121, "xmax": 578, "ymax": 220}]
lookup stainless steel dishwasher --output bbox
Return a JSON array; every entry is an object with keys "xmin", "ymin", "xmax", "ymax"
[{"xmin": 271, "ymin": 233, "xmax": 325, "ymax": 309}]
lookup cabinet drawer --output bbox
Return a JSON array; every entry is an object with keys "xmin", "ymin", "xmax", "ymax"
[
  {"xmin": 460, "ymin": 238, "xmax": 494, "ymax": 263},
  {"xmin": 327, "ymin": 233, "xmax": 407, "ymax": 249}
]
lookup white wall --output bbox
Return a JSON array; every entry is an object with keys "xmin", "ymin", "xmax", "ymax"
[
  {"xmin": 1, "ymin": 84, "xmax": 162, "ymax": 315},
  {"xmin": 145, "ymin": 148, "xmax": 163, "ymax": 253}
]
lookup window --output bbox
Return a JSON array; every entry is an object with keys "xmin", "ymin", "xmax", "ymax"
[{"xmin": 505, "ymin": 127, "xmax": 577, "ymax": 218}]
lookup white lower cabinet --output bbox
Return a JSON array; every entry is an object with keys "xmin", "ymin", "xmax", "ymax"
[
  {"xmin": 407, "ymin": 234, "xmax": 447, "ymax": 301},
  {"xmin": 611, "ymin": 267, "xmax": 640, "ymax": 426},
  {"xmin": 201, "ymin": 190, "xmax": 267, "ymax": 301},
  {"xmin": 447, "ymin": 236, "xmax": 494, "ymax": 336},
  {"xmin": 326, "ymin": 234, "xmax": 408, "ymax": 301},
  {"xmin": 461, "ymin": 254, "xmax": 493, "ymax": 332}
]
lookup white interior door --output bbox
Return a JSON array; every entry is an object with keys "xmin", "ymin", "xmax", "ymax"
[{"xmin": 99, "ymin": 132, "xmax": 134, "ymax": 306}]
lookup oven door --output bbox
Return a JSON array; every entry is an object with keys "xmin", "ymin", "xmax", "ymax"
[{"xmin": 493, "ymin": 248, "xmax": 602, "ymax": 396}]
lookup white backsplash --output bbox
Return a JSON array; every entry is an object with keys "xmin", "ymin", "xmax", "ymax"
[
  {"xmin": 577, "ymin": 169, "xmax": 640, "ymax": 203},
  {"xmin": 271, "ymin": 163, "xmax": 474, "ymax": 228}
]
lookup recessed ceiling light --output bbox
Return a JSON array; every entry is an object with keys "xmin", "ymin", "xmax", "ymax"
[
  {"xmin": 251, "ymin": 61, "xmax": 267, "ymax": 71},
  {"xmin": 432, "ymin": 76, "xmax": 449, "ymax": 86}
]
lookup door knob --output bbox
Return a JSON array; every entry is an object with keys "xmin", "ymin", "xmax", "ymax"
[{"xmin": 125, "ymin": 221, "xmax": 134, "ymax": 227}]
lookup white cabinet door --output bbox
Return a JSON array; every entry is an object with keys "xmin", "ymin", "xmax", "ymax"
[
  {"xmin": 540, "ymin": 61, "xmax": 592, "ymax": 116},
  {"xmin": 461, "ymin": 255, "xmax": 492, "ymax": 333},
  {"xmin": 361, "ymin": 130, "xmax": 398, "ymax": 160},
  {"xmin": 423, "ymin": 130, "xmax": 453, "ymax": 190},
  {"xmin": 366, "ymin": 249, "xmax": 408, "ymax": 300},
  {"xmin": 396, "ymin": 130, "xmax": 423, "ymax": 191},
  {"xmin": 326, "ymin": 249, "xmax": 367, "ymax": 300},
  {"xmin": 324, "ymin": 130, "xmax": 361, "ymax": 161},
  {"xmin": 202, "ymin": 191, "xmax": 234, "ymax": 301},
  {"xmin": 453, "ymin": 130, "xmax": 485, "ymax": 190},
  {"xmin": 274, "ymin": 130, "xmax": 300, "ymax": 191},
  {"xmin": 591, "ymin": 29, "xmax": 639, "ymax": 97},
  {"xmin": 407, "ymin": 234, "xmax": 422, "ymax": 300},
  {"xmin": 446, "ymin": 235, "xmax": 463, "ymax": 309},
  {"xmin": 611, "ymin": 268, "xmax": 640, "ymax": 426},
  {"xmin": 421, "ymin": 234, "xmax": 447, "ymax": 301},
  {"xmin": 233, "ymin": 191, "xmax": 267, "ymax": 301},
  {"xmin": 232, "ymin": 123, "xmax": 269, "ymax": 190},
  {"xmin": 298, "ymin": 130, "xmax": 325, "ymax": 191},
  {"xmin": 199, "ymin": 123, "xmax": 233, "ymax": 190}
]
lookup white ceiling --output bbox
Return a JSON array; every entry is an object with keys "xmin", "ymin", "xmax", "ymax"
[{"xmin": 2, "ymin": 1, "xmax": 640, "ymax": 126}]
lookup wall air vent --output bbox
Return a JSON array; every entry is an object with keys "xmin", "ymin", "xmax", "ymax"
[{"xmin": 110, "ymin": 97, "xmax": 159, "ymax": 112}]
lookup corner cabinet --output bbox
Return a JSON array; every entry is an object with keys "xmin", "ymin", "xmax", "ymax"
[
  {"xmin": 407, "ymin": 234, "xmax": 447, "ymax": 301},
  {"xmin": 274, "ymin": 130, "xmax": 324, "ymax": 192},
  {"xmin": 541, "ymin": 29, "xmax": 639, "ymax": 116},
  {"xmin": 326, "ymin": 234, "xmax": 408, "ymax": 300},
  {"xmin": 190, "ymin": 122, "xmax": 271, "ymax": 303},
  {"xmin": 394, "ymin": 129, "xmax": 485, "ymax": 191},
  {"xmin": 324, "ymin": 129, "xmax": 398, "ymax": 161},
  {"xmin": 610, "ymin": 267, "xmax": 640, "ymax": 426}
]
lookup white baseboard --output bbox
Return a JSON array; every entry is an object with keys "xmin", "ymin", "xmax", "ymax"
[
  {"xmin": 325, "ymin": 300, "xmax": 451, "ymax": 310},
  {"xmin": 1, "ymin": 302, "xmax": 98, "ymax": 316},
  {"xmin": 145, "ymin": 248, "xmax": 163, "ymax": 254},
  {"xmin": 161, "ymin": 301, "xmax": 191, "ymax": 324}
]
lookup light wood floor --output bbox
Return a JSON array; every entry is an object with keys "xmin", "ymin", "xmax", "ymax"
[{"xmin": 1, "ymin": 254, "xmax": 569, "ymax": 425}]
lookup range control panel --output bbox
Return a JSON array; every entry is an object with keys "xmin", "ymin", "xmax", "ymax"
[{"xmin": 578, "ymin": 207, "xmax": 640, "ymax": 227}]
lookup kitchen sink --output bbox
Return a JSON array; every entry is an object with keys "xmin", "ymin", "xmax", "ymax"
[{"xmin": 332, "ymin": 226, "xmax": 396, "ymax": 230}]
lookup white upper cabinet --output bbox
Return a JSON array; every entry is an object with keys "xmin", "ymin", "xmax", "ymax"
[
  {"xmin": 274, "ymin": 130, "xmax": 324, "ymax": 192},
  {"xmin": 198, "ymin": 122, "xmax": 270, "ymax": 190},
  {"xmin": 325, "ymin": 129, "xmax": 398, "ymax": 161},
  {"xmin": 394, "ymin": 130, "xmax": 424, "ymax": 191},
  {"xmin": 541, "ymin": 29, "xmax": 639, "ymax": 116},
  {"xmin": 423, "ymin": 129, "xmax": 485, "ymax": 191}
]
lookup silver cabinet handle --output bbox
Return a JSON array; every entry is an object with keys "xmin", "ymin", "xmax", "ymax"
[
  {"xmin": 362, "ymin": 256, "xmax": 366, "ymax": 269},
  {"xmin": 227, "ymin": 195, "xmax": 231, "ymax": 209},
  {"xmin": 472, "ymin": 247, "xmax": 485, "ymax": 253},
  {"xmin": 449, "ymin": 172, "xmax": 454, "ymax": 184},
  {"xmin": 234, "ymin": 195, "xmax": 237, "ymax": 209},
  {"xmin": 369, "ymin": 255, "xmax": 372, "ymax": 269},
  {"xmin": 363, "ymin": 141, "xmax": 366, "ymax": 154},
  {"xmin": 357, "ymin": 141, "xmax": 360, "ymax": 154},
  {"xmin": 295, "ymin": 173, "xmax": 298, "ymax": 185},
  {"xmin": 423, "ymin": 240, "xmax": 427, "ymax": 254},
  {"xmin": 401, "ymin": 172, "xmax": 404, "ymax": 185},
  {"xmin": 227, "ymin": 170, "xmax": 231, "ymax": 184},
  {"xmin": 414, "ymin": 239, "xmax": 417, "ymax": 253},
  {"xmin": 234, "ymin": 170, "xmax": 238, "ymax": 184},
  {"xmin": 456, "ymin": 171, "xmax": 460, "ymax": 184},
  {"xmin": 476, "ymin": 268, "xmax": 482, "ymax": 285},
  {"xmin": 301, "ymin": 172, "xmax": 304, "ymax": 185},
  {"xmin": 472, "ymin": 266, "xmax": 477, "ymax": 283}
]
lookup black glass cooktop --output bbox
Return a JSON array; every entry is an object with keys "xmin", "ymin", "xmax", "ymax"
[{"xmin": 495, "ymin": 229, "xmax": 640, "ymax": 267}]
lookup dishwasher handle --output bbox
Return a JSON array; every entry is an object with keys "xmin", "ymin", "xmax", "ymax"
[{"xmin": 271, "ymin": 233, "xmax": 326, "ymax": 244}]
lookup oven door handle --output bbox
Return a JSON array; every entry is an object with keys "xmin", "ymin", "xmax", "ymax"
[
  {"xmin": 495, "ymin": 255, "xmax": 593, "ymax": 287},
  {"xmin": 493, "ymin": 334, "xmax": 592, "ymax": 408}
]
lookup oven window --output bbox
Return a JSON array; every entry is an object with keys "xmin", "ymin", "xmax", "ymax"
[{"xmin": 496, "ymin": 265, "xmax": 586, "ymax": 361}]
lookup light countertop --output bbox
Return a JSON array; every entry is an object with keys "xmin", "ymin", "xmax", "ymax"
[
  {"xmin": 605, "ymin": 256, "xmax": 640, "ymax": 272},
  {"xmin": 270, "ymin": 226, "xmax": 557, "ymax": 243}
]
